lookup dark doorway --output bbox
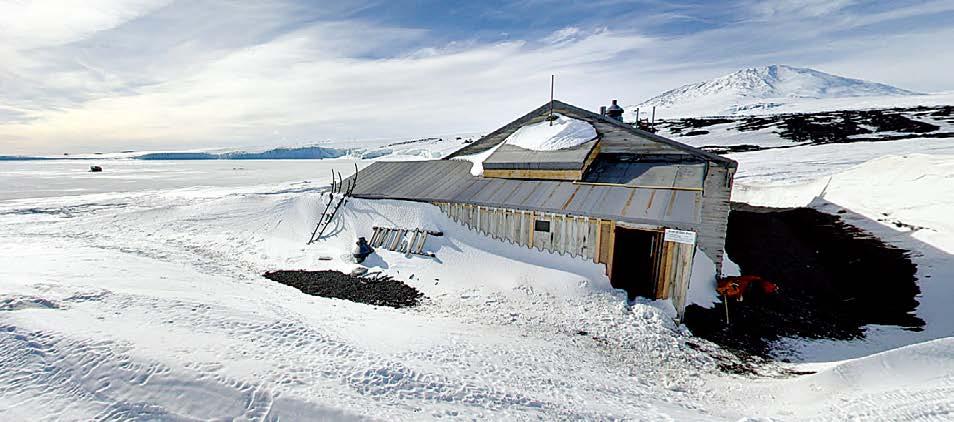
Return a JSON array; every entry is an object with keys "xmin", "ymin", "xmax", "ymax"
[{"xmin": 610, "ymin": 227, "xmax": 661, "ymax": 300}]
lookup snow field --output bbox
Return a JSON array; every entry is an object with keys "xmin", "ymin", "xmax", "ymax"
[
  {"xmin": 3, "ymin": 135, "xmax": 954, "ymax": 419},
  {"xmin": 0, "ymin": 163, "xmax": 729, "ymax": 420}
]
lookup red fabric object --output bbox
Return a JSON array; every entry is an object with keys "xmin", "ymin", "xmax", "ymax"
[{"xmin": 717, "ymin": 275, "xmax": 778, "ymax": 300}]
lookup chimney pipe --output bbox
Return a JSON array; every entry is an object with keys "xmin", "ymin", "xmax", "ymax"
[
  {"xmin": 606, "ymin": 99, "xmax": 624, "ymax": 122},
  {"xmin": 600, "ymin": 106, "xmax": 607, "ymax": 116}
]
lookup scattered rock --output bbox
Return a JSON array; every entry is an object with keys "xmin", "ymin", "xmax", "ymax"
[
  {"xmin": 658, "ymin": 105, "xmax": 951, "ymax": 150},
  {"xmin": 263, "ymin": 270, "xmax": 424, "ymax": 308}
]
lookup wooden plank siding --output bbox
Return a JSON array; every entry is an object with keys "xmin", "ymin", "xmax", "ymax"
[
  {"xmin": 662, "ymin": 241, "xmax": 695, "ymax": 318},
  {"xmin": 436, "ymin": 201, "xmax": 608, "ymax": 264},
  {"xmin": 438, "ymin": 200, "xmax": 702, "ymax": 319},
  {"xmin": 482, "ymin": 168, "xmax": 583, "ymax": 181},
  {"xmin": 696, "ymin": 164, "xmax": 735, "ymax": 275}
]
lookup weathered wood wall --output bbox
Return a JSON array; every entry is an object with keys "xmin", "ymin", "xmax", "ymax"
[
  {"xmin": 697, "ymin": 164, "xmax": 734, "ymax": 274},
  {"xmin": 438, "ymin": 201, "xmax": 702, "ymax": 319},
  {"xmin": 655, "ymin": 240, "xmax": 695, "ymax": 318},
  {"xmin": 436, "ymin": 202, "xmax": 608, "ymax": 263}
]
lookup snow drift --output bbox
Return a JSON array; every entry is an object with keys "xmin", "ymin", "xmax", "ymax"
[
  {"xmin": 504, "ymin": 114, "xmax": 596, "ymax": 151},
  {"xmin": 0, "ymin": 165, "xmax": 712, "ymax": 420}
]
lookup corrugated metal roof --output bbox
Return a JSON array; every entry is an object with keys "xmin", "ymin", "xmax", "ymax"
[
  {"xmin": 583, "ymin": 160, "xmax": 706, "ymax": 189},
  {"xmin": 346, "ymin": 160, "xmax": 702, "ymax": 228}
]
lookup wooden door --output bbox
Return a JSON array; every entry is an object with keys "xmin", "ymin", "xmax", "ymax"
[{"xmin": 656, "ymin": 229, "xmax": 697, "ymax": 319}]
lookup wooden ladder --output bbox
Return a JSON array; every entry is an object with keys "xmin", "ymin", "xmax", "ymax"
[{"xmin": 369, "ymin": 226, "xmax": 439, "ymax": 256}]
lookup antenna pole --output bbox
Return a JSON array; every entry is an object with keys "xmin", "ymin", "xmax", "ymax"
[{"xmin": 549, "ymin": 74, "xmax": 554, "ymax": 126}]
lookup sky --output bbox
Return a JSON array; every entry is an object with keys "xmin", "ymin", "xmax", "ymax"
[{"xmin": 1, "ymin": 0, "xmax": 953, "ymax": 154}]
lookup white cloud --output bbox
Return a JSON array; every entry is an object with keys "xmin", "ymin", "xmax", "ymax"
[
  {"xmin": 0, "ymin": 0, "xmax": 951, "ymax": 154},
  {"xmin": 542, "ymin": 27, "xmax": 582, "ymax": 44},
  {"xmin": 0, "ymin": 16, "xmax": 655, "ymax": 154},
  {"xmin": 745, "ymin": 0, "xmax": 858, "ymax": 19},
  {"xmin": 0, "ymin": 0, "xmax": 171, "ymax": 49}
]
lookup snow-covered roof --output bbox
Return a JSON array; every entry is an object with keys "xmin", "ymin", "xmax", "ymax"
[
  {"xmin": 503, "ymin": 114, "xmax": 596, "ymax": 151},
  {"xmin": 447, "ymin": 100, "xmax": 736, "ymax": 168}
]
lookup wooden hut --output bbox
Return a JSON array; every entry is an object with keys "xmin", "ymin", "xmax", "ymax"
[{"xmin": 346, "ymin": 100, "xmax": 737, "ymax": 318}]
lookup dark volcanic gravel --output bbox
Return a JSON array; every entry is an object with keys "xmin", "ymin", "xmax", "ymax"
[
  {"xmin": 685, "ymin": 204, "xmax": 923, "ymax": 359},
  {"xmin": 658, "ymin": 105, "xmax": 952, "ymax": 150},
  {"xmin": 264, "ymin": 270, "xmax": 424, "ymax": 308}
]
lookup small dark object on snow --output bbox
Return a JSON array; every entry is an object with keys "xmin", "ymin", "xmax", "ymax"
[
  {"xmin": 263, "ymin": 270, "xmax": 423, "ymax": 308},
  {"xmin": 89, "ymin": 165, "xmax": 103, "ymax": 172},
  {"xmin": 352, "ymin": 237, "xmax": 374, "ymax": 263}
]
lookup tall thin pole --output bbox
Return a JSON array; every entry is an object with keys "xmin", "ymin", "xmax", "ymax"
[
  {"xmin": 651, "ymin": 106, "xmax": 656, "ymax": 131},
  {"xmin": 723, "ymin": 295, "xmax": 731, "ymax": 326},
  {"xmin": 549, "ymin": 74, "xmax": 555, "ymax": 125}
]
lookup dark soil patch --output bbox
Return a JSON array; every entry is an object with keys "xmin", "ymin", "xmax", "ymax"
[
  {"xmin": 664, "ymin": 117, "xmax": 734, "ymax": 135},
  {"xmin": 779, "ymin": 113, "xmax": 871, "ymax": 143},
  {"xmin": 264, "ymin": 270, "xmax": 424, "ymax": 308},
  {"xmin": 930, "ymin": 105, "xmax": 953, "ymax": 117},
  {"xmin": 699, "ymin": 144, "xmax": 767, "ymax": 154},
  {"xmin": 685, "ymin": 204, "xmax": 923, "ymax": 358},
  {"xmin": 682, "ymin": 130, "xmax": 709, "ymax": 136}
]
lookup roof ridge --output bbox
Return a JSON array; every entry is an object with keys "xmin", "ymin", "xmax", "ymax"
[
  {"xmin": 447, "ymin": 99, "xmax": 736, "ymax": 167},
  {"xmin": 549, "ymin": 100, "xmax": 737, "ymax": 167}
]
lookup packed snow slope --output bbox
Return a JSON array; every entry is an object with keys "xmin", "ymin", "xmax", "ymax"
[
  {"xmin": 630, "ymin": 65, "xmax": 923, "ymax": 118},
  {"xmin": 721, "ymin": 337, "xmax": 954, "ymax": 420},
  {"xmin": 0, "ymin": 161, "xmax": 734, "ymax": 420}
]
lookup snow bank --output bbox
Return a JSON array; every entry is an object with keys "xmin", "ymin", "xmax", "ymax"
[
  {"xmin": 736, "ymin": 153, "xmax": 954, "ymax": 251},
  {"xmin": 452, "ymin": 142, "xmax": 504, "ymax": 176},
  {"xmin": 504, "ymin": 114, "xmax": 596, "ymax": 151},
  {"xmin": 329, "ymin": 197, "xmax": 615, "ymax": 298},
  {"xmin": 0, "ymin": 165, "xmax": 718, "ymax": 420},
  {"xmin": 686, "ymin": 249, "xmax": 719, "ymax": 308},
  {"xmin": 745, "ymin": 337, "xmax": 954, "ymax": 420}
]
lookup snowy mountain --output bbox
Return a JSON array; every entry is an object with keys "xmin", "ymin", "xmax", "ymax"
[{"xmin": 631, "ymin": 65, "xmax": 921, "ymax": 118}]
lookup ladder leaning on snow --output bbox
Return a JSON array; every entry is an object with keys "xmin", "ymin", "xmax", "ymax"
[
  {"xmin": 307, "ymin": 164, "xmax": 358, "ymax": 244},
  {"xmin": 369, "ymin": 226, "xmax": 441, "ymax": 256}
]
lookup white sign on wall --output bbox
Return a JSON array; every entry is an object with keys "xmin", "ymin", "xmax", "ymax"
[{"xmin": 664, "ymin": 229, "xmax": 697, "ymax": 245}]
